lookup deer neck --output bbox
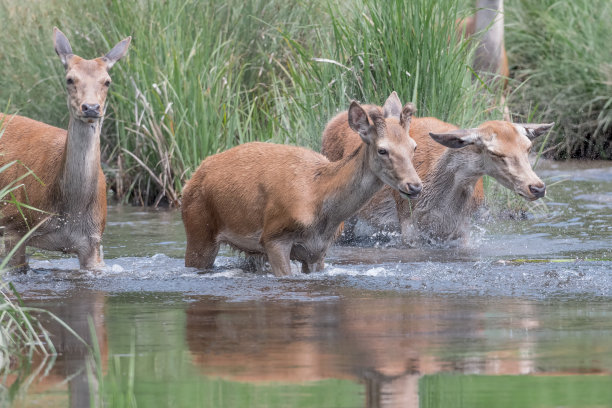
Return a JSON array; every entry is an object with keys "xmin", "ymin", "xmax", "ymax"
[
  {"xmin": 416, "ymin": 148, "xmax": 484, "ymax": 221},
  {"xmin": 474, "ymin": 0, "xmax": 504, "ymax": 74},
  {"xmin": 60, "ymin": 117, "xmax": 102, "ymax": 211},
  {"xmin": 318, "ymin": 145, "xmax": 383, "ymax": 227}
]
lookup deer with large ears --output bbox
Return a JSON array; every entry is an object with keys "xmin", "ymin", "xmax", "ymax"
[
  {"xmin": 0, "ymin": 28, "xmax": 131, "ymax": 270},
  {"xmin": 322, "ymin": 92, "xmax": 553, "ymax": 244},
  {"xmin": 182, "ymin": 95, "xmax": 420, "ymax": 276}
]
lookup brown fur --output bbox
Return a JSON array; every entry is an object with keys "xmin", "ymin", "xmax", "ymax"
[
  {"xmin": 182, "ymin": 98, "xmax": 420, "ymax": 276},
  {"xmin": 459, "ymin": 0, "xmax": 509, "ymax": 83},
  {"xmin": 322, "ymin": 109, "xmax": 550, "ymax": 244},
  {"xmin": 0, "ymin": 28, "xmax": 130, "ymax": 270}
]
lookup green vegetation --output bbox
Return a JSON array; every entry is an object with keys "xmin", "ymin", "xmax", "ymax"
[
  {"xmin": 506, "ymin": 0, "xmax": 612, "ymax": 159},
  {"xmin": 0, "ymin": 0, "xmax": 499, "ymax": 205},
  {"xmin": 421, "ymin": 374, "xmax": 612, "ymax": 408},
  {"xmin": 2, "ymin": 0, "xmax": 608, "ymax": 205}
]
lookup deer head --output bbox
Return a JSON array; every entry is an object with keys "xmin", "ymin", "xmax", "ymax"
[
  {"xmin": 348, "ymin": 92, "xmax": 422, "ymax": 199},
  {"xmin": 429, "ymin": 121, "xmax": 553, "ymax": 200},
  {"xmin": 53, "ymin": 27, "xmax": 131, "ymax": 123}
]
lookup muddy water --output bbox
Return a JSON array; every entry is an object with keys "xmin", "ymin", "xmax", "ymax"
[{"xmin": 6, "ymin": 160, "xmax": 612, "ymax": 408}]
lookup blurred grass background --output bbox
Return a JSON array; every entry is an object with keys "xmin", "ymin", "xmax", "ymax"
[{"xmin": 0, "ymin": 0, "xmax": 609, "ymax": 206}]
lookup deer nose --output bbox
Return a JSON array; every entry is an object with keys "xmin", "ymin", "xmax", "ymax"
[
  {"xmin": 529, "ymin": 183, "xmax": 546, "ymax": 198},
  {"xmin": 81, "ymin": 103, "xmax": 101, "ymax": 116},
  {"xmin": 407, "ymin": 182, "xmax": 422, "ymax": 196}
]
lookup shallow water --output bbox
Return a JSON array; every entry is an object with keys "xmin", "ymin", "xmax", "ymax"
[{"xmin": 5, "ymin": 159, "xmax": 612, "ymax": 407}]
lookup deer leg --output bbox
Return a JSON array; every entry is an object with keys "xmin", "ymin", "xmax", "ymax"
[
  {"xmin": 78, "ymin": 238, "xmax": 105, "ymax": 271},
  {"xmin": 184, "ymin": 227, "xmax": 219, "ymax": 270},
  {"xmin": 185, "ymin": 237, "xmax": 219, "ymax": 270},
  {"xmin": 263, "ymin": 239, "xmax": 293, "ymax": 277},
  {"xmin": 4, "ymin": 235, "xmax": 28, "ymax": 271}
]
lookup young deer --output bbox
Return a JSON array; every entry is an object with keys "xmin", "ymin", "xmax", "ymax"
[
  {"xmin": 322, "ymin": 92, "xmax": 552, "ymax": 244},
  {"xmin": 0, "ymin": 28, "xmax": 130, "ymax": 269},
  {"xmin": 182, "ymin": 97, "xmax": 420, "ymax": 276}
]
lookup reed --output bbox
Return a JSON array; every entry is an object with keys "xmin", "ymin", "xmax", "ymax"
[
  {"xmin": 0, "ymin": 0, "xmax": 503, "ymax": 205},
  {"xmin": 506, "ymin": 0, "xmax": 612, "ymax": 159}
]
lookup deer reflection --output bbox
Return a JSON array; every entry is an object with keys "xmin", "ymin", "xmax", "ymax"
[
  {"xmin": 7, "ymin": 289, "xmax": 107, "ymax": 407},
  {"xmin": 186, "ymin": 295, "xmax": 544, "ymax": 408}
]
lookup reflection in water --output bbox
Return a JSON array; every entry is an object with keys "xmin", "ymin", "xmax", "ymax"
[
  {"xmin": 185, "ymin": 295, "xmax": 609, "ymax": 407},
  {"xmin": 4, "ymin": 160, "xmax": 612, "ymax": 407},
  {"xmin": 8, "ymin": 290, "xmax": 107, "ymax": 408}
]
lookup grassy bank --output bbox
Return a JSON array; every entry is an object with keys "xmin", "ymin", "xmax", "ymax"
[
  {"xmin": 506, "ymin": 0, "xmax": 612, "ymax": 159},
  {"xmin": 0, "ymin": 0, "xmax": 546, "ymax": 206}
]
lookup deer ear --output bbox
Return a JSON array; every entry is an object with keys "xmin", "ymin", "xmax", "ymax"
[
  {"xmin": 103, "ymin": 36, "xmax": 132, "ymax": 69},
  {"xmin": 382, "ymin": 91, "xmax": 402, "ymax": 119},
  {"xmin": 348, "ymin": 101, "xmax": 373, "ymax": 145},
  {"xmin": 53, "ymin": 27, "xmax": 73, "ymax": 69},
  {"xmin": 429, "ymin": 128, "xmax": 481, "ymax": 149},
  {"xmin": 400, "ymin": 102, "xmax": 416, "ymax": 130},
  {"xmin": 515, "ymin": 123, "xmax": 555, "ymax": 140}
]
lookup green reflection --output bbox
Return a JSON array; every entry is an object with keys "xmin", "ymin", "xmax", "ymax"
[
  {"xmin": 420, "ymin": 374, "xmax": 612, "ymax": 408},
  {"xmin": 103, "ymin": 295, "xmax": 363, "ymax": 408}
]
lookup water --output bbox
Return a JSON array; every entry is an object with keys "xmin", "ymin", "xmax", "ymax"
[{"xmin": 4, "ymin": 160, "xmax": 612, "ymax": 408}]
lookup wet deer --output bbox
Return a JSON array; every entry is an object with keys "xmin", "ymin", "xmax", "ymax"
[
  {"xmin": 322, "ymin": 92, "xmax": 552, "ymax": 244},
  {"xmin": 182, "ymin": 97, "xmax": 420, "ymax": 276},
  {"xmin": 0, "ymin": 28, "xmax": 130, "ymax": 270}
]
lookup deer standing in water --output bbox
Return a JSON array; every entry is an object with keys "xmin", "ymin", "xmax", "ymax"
[
  {"xmin": 182, "ymin": 95, "xmax": 421, "ymax": 276},
  {"xmin": 322, "ymin": 92, "xmax": 552, "ymax": 244},
  {"xmin": 0, "ymin": 28, "xmax": 130, "ymax": 270}
]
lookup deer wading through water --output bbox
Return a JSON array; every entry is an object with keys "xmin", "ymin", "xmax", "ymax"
[
  {"xmin": 0, "ymin": 28, "xmax": 131, "ymax": 270},
  {"xmin": 182, "ymin": 94, "xmax": 420, "ymax": 276},
  {"xmin": 321, "ymin": 92, "xmax": 552, "ymax": 245}
]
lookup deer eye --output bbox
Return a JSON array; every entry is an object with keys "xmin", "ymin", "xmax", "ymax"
[
  {"xmin": 377, "ymin": 148, "xmax": 388, "ymax": 156},
  {"xmin": 414, "ymin": 145, "xmax": 417, "ymax": 152},
  {"xmin": 66, "ymin": 77, "xmax": 74, "ymax": 85},
  {"xmin": 104, "ymin": 80, "xmax": 111, "ymax": 87}
]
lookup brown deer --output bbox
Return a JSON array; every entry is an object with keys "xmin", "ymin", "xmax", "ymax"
[
  {"xmin": 460, "ymin": 0, "xmax": 508, "ymax": 85},
  {"xmin": 182, "ymin": 95, "xmax": 421, "ymax": 276},
  {"xmin": 0, "ymin": 28, "xmax": 130, "ymax": 270},
  {"xmin": 322, "ymin": 93, "xmax": 552, "ymax": 244},
  {"xmin": 460, "ymin": 0, "xmax": 510, "ymax": 119}
]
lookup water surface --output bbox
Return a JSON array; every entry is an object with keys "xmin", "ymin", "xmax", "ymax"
[{"xmin": 6, "ymin": 160, "xmax": 612, "ymax": 407}]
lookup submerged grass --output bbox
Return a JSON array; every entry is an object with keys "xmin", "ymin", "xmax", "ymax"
[{"xmin": 0, "ymin": 0, "xmax": 500, "ymax": 205}]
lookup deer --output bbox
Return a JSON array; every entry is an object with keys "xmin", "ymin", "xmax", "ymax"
[
  {"xmin": 461, "ymin": 0, "xmax": 508, "ymax": 84},
  {"xmin": 181, "ymin": 95, "xmax": 421, "ymax": 276},
  {"xmin": 0, "ymin": 28, "xmax": 131, "ymax": 270},
  {"xmin": 460, "ymin": 0, "xmax": 510, "ymax": 119},
  {"xmin": 321, "ymin": 92, "xmax": 552, "ymax": 245}
]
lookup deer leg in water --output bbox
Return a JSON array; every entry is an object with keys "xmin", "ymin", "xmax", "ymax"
[
  {"xmin": 264, "ymin": 239, "xmax": 293, "ymax": 277},
  {"xmin": 78, "ymin": 239, "xmax": 105, "ymax": 270},
  {"xmin": 184, "ymin": 227, "xmax": 220, "ymax": 269},
  {"xmin": 4, "ymin": 234, "xmax": 27, "ymax": 271}
]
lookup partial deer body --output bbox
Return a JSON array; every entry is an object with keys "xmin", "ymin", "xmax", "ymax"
[
  {"xmin": 182, "ymin": 95, "xmax": 420, "ymax": 276},
  {"xmin": 461, "ymin": 0, "xmax": 508, "ymax": 82},
  {"xmin": 321, "ymin": 95, "xmax": 552, "ymax": 245},
  {"xmin": 0, "ymin": 28, "xmax": 130, "ymax": 270}
]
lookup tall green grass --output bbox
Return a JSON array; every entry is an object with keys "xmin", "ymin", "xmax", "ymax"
[
  {"xmin": 506, "ymin": 0, "xmax": 612, "ymax": 159},
  {"xmin": 0, "ymin": 0, "xmax": 501, "ymax": 205}
]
